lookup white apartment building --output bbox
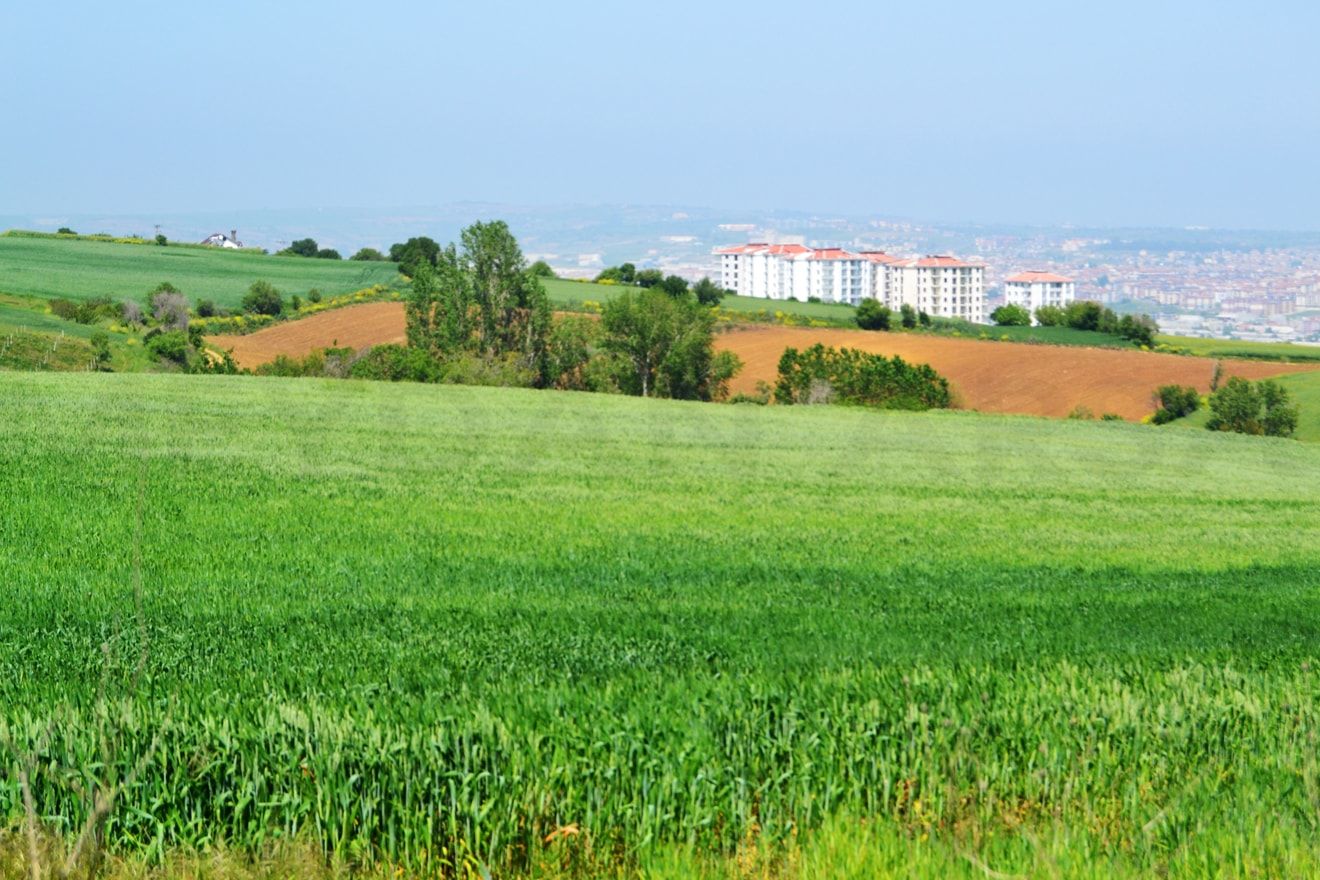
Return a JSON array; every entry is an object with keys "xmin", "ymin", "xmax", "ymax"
[
  {"xmin": 887, "ymin": 256, "xmax": 986, "ymax": 323},
  {"xmin": 718, "ymin": 244, "xmax": 874, "ymax": 305},
  {"xmin": 719, "ymin": 244, "xmax": 986, "ymax": 321},
  {"xmin": 1003, "ymin": 271, "xmax": 1075, "ymax": 321}
]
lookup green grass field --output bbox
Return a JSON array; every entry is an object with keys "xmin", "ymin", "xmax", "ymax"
[
  {"xmin": 974, "ymin": 324, "xmax": 1130, "ymax": 346},
  {"xmin": 542, "ymin": 278, "xmax": 859, "ymax": 322},
  {"xmin": 1158, "ymin": 333, "xmax": 1320, "ymax": 363},
  {"xmin": 2, "ymin": 372, "xmax": 1319, "ymax": 877},
  {"xmin": 0, "ymin": 234, "xmax": 401, "ymax": 309}
]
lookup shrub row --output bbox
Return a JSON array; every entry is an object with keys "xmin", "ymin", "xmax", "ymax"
[{"xmin": 774, "ymin": 344, "xmax": 952, "ymax": 410}]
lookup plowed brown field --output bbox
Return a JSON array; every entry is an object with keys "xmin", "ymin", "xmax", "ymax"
[
  {"xmin": 210, "ymin": 301, "xmax": 407, "ymax": 369},
  {"xmin": 210, "ymin": 303, "xmax": 1318, "ymax": 420},
  {"xmin": 715, "ymin": 325, "xmax": 1318, "ymax": 419}
]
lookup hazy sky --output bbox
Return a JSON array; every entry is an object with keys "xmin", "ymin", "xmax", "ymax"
[{"xmin": 3, "ymin": 0, "xmax": 1318, "ymax": 229}]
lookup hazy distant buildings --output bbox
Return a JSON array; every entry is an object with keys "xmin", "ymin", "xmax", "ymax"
[
  {"xmin": 717, "ymin": 244, "xmax": 984, "ymax": 321},
  {"xmin": 1003, "ymin": 271, "xmax": 1075, "ymax": 320}
]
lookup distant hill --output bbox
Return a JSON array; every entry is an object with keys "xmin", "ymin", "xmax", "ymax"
[{"xmin": 0, "ymin": 232, "xmax": 400, "ymax": 309}]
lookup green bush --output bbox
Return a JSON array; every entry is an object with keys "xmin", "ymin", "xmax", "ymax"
[
  {"xmin": 277, "ymin": 238, "xmax": 320, "ymax": 258},
  {"xmin": 991, "ymin": 304, "xmax": 1031, "ymax": 326},
  {"xmin": 1035, "ymin": 305, "xmax": 1065, "ymax": 326},
  {"xmin": 1152, "ymin": 384, "xmax": 1202, "ymax": 424},
  {"xmin": 855, "ymin": 299, "xmax": 891, "ymax": 331},
  {"xmin": 1065, "ymin": 301, "xmax": 1105, "ymax": 331},
  {"xmin": 389, "ymin": 237, "xmax": 441, "ymax": 277},
  {"xmin": 1057, "ymin": 300, "xmax": 1158, "ymax": 346},
  {"xmin": 196, "ymin": 299, "xmax": 217, "ymax": 318},
  {"xmin": 1206, "ymin": 377, "xmax": 1299, "ymax": 437},
  {"xmin": 242, "ymin": 281, "xmax": 284, "ymax": 316},
  {"xmin": 49, "ymin": 296, "xmax": 118, "ymax": 325},
  {"xmin": 691, "ymin": 277, "xmax": 725, "ymax": 306},
  {"xmin": 347, "ymin": 345, "xmax": 444, "ymax": 383},
  {"xmin": 899, "ymin": 304, "xmax": 917, "ymax": 329},
  {"xmin": 775, "ymin": 344, "xmax": 951, "ymax": 410},
  {"xmin": 191, "ymin": 349, "xmax": 241, "ymax": 375},
  {"xmin": 89, "ymin": 330, "xmax": 112, "ymax": 370},
  {"xmin": 146, "ymin": 330, "xmax": 190, "ymax": 364},
  {"xmin": 1118, "ymin": 313, "xmax": 1158, "ymax": 347}
]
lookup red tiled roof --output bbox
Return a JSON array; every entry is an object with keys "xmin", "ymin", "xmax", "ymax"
[
  {"xmin": 1005, "ymin": 271, "xmax": 1073, "ymax": 283},
  {"xmin": 911, "ymin": 254, "xmax": 980, "ymax": 268},
  {"xmin": 717, "ymin": 243, "xmax": 810, "ymax": 256},
  {"xmin": 860, "ymin": 251, "xmax": 902, "ymax": 264},
  {"xmin": 807, "ymin": 248, "xmax": 860, "ymax": 261}
]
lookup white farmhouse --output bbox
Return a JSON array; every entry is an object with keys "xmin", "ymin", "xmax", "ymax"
[
  {"xmin": 200, "ymin": 229, "xmax": 244, "ymax": 249},
  {"xmin": 1003, "ymin": 271, "xmax": 1075, "ymax": 321}
]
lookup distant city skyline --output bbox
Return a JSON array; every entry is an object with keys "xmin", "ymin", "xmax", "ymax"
[{"xmin": 3, "ymin": 0, "xmax": 1319, "ymax": 230}]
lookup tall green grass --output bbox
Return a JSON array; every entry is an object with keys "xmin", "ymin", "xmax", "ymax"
[{"xmin": 2, "ymin": 373, "xmax": 1318, "ymax": 875}]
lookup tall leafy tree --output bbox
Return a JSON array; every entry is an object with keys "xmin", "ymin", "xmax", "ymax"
[
  {"xmin": 691, "ymin": 277, "xmax": 725, "ymax": 307},
  {"xmin": 855, "ymin": 299, "xmax": 891, "ymax": 330},
  {"xmin": 390, "ymin": 236, "xmax": 441, "ymax": 277},
  {"xmin": 278, "ymin": 238, "xmax": 319, "ymax": 258},
  {"xmin": 601, "ymin": 287, "xmax": 740, "ymax": 400},
  {"xmin": 402, "ymin": 221, "xmax": 552, "ymax": 383}
]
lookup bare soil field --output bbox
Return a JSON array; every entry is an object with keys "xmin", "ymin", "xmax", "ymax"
[
  {"xmin": 210, "ymin": 303, "xmax": 1318, "ymax": 420},
  {"xmin": 715, "ymin": 325, "xmax": 1319, "ymax": 419},
  {"xmin": 209, "ymin": 301, "xmax": 407, "ymax": 369}
]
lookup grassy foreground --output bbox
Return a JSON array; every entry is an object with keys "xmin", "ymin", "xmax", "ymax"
[
  {"xmin": 0, "ymin": 234, "xmax": 399, "ymax": 308},
  {"xmin": 2, "ymin": 374, "xmax": 1320, "ymax": 877}
]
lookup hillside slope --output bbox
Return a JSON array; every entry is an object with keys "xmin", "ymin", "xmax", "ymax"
[
  {"xmin": 0, "ymin": 234, "xmax": 399, "ymax": 307},
  {"xmin": 2, "ymin": 372, "xmax": 1319, "ymax": 874}
]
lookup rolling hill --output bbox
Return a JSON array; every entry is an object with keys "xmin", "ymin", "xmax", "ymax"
[{"xmin": 0, "ymin": 232, "xmax": 400, "ymax": 308}]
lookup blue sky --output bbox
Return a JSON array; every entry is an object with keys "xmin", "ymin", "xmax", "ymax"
[{"xmin": 3, "ymin": 0, "xmax": 1318, "ymax": 229}]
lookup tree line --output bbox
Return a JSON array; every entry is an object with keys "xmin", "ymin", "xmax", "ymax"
[
  {"xmin": 375, "ymin": 221, "xmax": 740, "ymax": 401},
  {"xmin": 595, "ymin": 262, "xmax": 729, "ymax": 307},
  {"xmin": 987, "ymin": 301, "xmax": 1159, "ymax": 347}
]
